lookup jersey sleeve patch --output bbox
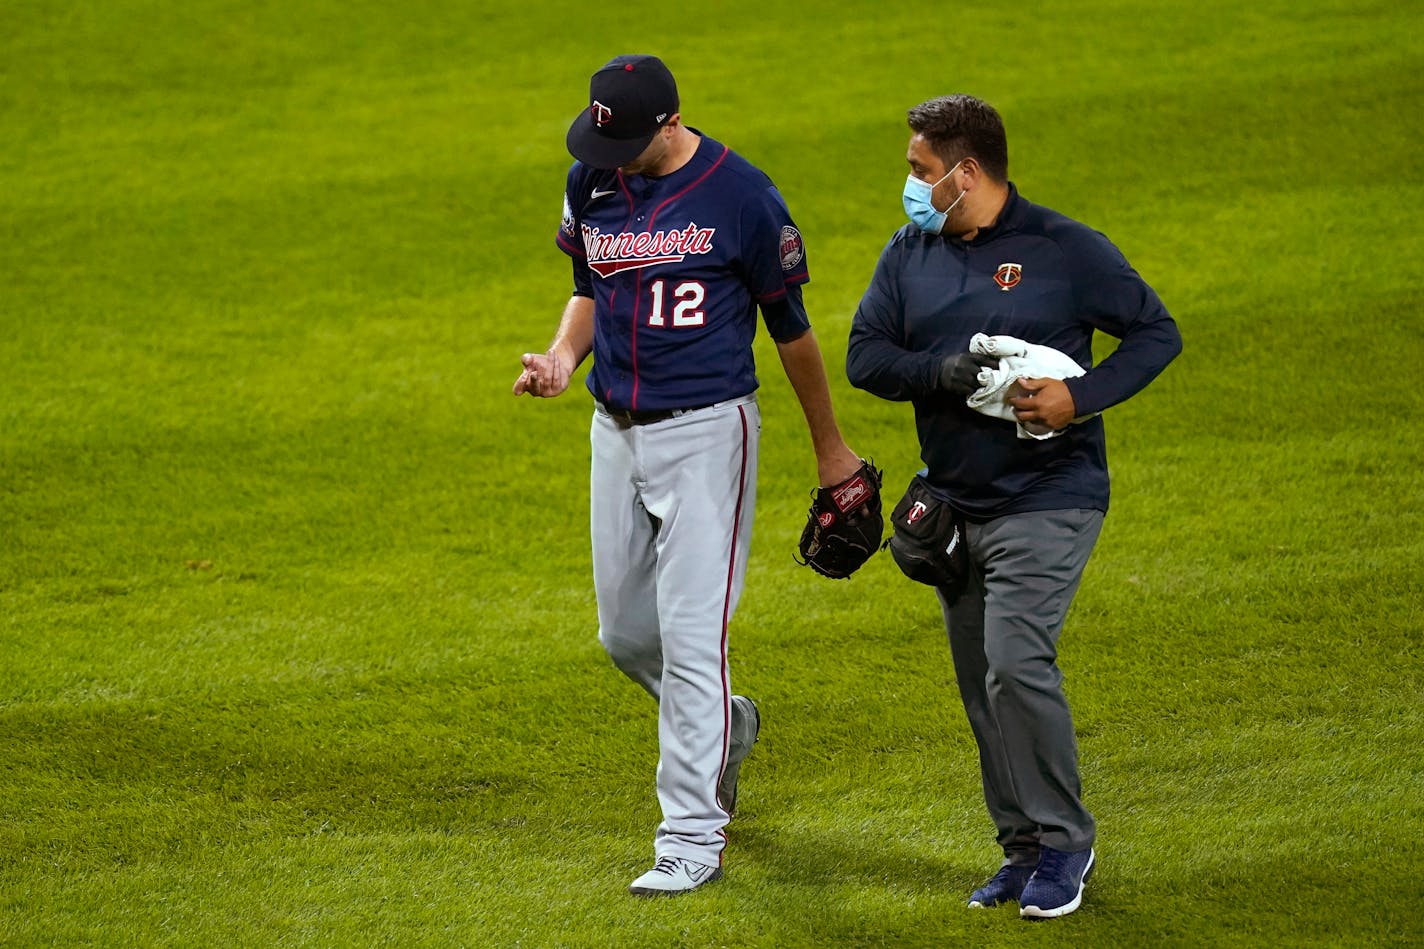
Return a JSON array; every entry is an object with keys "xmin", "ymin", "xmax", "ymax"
[
  {"xmin": 560, "ymin": 192, "xmax": 576, "ymax": 238},
  {"xmin": 779, "ymin": 225, "xmax": 805, "ymax": 271}
]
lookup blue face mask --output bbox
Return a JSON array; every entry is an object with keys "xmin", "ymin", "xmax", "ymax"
[{"xmin": 902, "ymin": 160, "xmax": 966, "ymax": 233}]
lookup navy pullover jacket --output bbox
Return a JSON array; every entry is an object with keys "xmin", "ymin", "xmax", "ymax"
[{"xmin": 847, "ymin": 184, "xmax": 1182, "ymax": 519}]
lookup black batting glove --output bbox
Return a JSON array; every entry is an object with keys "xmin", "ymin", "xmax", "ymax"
[{"xmin": 938, "ymin": 352, "xmax": 998, "ymax": 397}]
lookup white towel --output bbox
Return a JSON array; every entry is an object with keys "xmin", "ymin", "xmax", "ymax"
[{"xmin": 964, "ymin": 333, "xmax": 1097, "ymax": 440}]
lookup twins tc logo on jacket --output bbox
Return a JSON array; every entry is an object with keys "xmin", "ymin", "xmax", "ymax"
[
  {"xmin": 581, "ymin": 222, "xmax": 718, "ymax": 277},
  {"xmin": 994, "ymin": 262, "xmax": 1023, "ymax": 291}
]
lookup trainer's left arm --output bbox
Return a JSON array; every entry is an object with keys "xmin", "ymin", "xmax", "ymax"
[
  {"xmin": 1019, "ymin": 235, "xmax": 1184, "ymax": 430},
  {"xmin": 1057, "ymin": 235, "xmax": 1184, "ymax": 418},
  {"xmin": 1010, "ymin": 233, "xmax": 1181, "ymax": 431}
]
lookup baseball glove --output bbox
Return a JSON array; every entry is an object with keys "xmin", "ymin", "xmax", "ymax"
[{"xmin": 795, "ymin": 460, "xmax": 884, "ymax": 579}]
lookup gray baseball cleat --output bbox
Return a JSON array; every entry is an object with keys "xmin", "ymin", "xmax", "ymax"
[
  {"xmin": 628, "ymin": 856, "xmax": 724, "ymax": 896},
  {"xmin": 717, "ymin": 695, "xmax": 761, "ymax": 817}
]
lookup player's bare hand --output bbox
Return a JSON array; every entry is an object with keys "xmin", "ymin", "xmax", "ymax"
[
  {"xmin": 1008, "ymin": 377, "xmax": 1076, "ymax": 431},
  {"xmin": 512, "ymin": 348, "xmax": 572, "ymax": 398},
  {"xmin": 818, "ymin": 443, "xmax": 864, "ymax": 488}
]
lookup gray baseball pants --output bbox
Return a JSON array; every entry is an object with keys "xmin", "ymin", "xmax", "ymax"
[
  {"xmin": 589, "ymin": 396, "xmax": 759, "ymax": 868},
  {"xmin": 936, "ymin": 508, "xmax": 1104, "ymax": 863}
]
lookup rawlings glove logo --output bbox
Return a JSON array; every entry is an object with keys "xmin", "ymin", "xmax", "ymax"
[{"xmin": 831, "ymin": 475, "xmax": 870, "ymax": 512}]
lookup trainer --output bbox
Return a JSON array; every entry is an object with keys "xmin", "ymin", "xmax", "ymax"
[{"xmin": 847, "ymin": 94, "xmax": 1181, "ymax": 919}]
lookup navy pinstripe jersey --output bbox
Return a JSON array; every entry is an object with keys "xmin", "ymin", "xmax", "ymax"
[{"xmin": 555, "ymin": 133, "xmax": 810, "ymax": 412}]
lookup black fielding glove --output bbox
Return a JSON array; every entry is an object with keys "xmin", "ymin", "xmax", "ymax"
[
  {"xmin": 938, "ymin": 352, "xmax": 998, "ymax": 397},
  {"xmin": 795, "ymin": 461, "xmax": 884, "ymax": 579}
]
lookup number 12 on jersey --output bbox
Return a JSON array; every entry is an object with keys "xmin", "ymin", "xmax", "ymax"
[{"xmin": 647, "ymin": 279, "xmax": 706, "ymax": 327}]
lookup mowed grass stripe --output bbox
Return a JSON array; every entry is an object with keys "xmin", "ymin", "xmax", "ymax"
[{"xmin": 3, "ymin": 0, "xmax": 1423, "ymax": 945}]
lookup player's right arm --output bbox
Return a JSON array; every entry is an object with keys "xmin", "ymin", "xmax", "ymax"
[
  {"xmin": 512, "ymin": 291, "xmax": 593, "ymax": 398},
  {"xmin": 515, "ymin": 163, "xmax": 605, "ymax": 399}
]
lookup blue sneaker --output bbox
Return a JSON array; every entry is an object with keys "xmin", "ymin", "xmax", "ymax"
[
  {"xmin": 1019, "ymin": 847, "xmax": 1095, "ymax": 919},
  {"xmin": 968, "ymin": 864, "xmax": 1035, "ymax": 908}
]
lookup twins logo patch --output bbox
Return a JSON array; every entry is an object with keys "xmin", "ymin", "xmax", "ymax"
[
  {"xmin": 994, "ymin": 262, "xmax": 1023, "ymax": 291},
  {"xmin": 591, "ymin": 100, "xmax": 613, "ymax": 128},
  {"xmin": 906, "ymin": 500, "xmax": 928, "ymax": 524},
  {"xmin": 779, "ymin": 225, "xmax": 804, "ymax": 271}
]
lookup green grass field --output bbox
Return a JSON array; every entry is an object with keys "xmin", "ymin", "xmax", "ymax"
[{"xmin": 3, "ymin": 0, "xmax": 1422, "ymax": 945}]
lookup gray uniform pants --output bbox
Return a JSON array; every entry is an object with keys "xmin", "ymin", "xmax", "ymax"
[
  {"xmin": 936, "ymin": 508, "xmax": 1104, "ymax": 863},
  {"xmin": 590, "ymin": 396, "xmax": 760, "ymax": 867}
]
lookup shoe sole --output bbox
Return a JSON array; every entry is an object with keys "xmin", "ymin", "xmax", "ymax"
[
  {"xmin": 717, "ymin": 697, "xmax": 760, "ymax": 817},
  {"xmin": 628, "ymin": 867, "xmax": 724, "ymax": 897},
  {"xmin": 1019, "ymin": 851, "xmax": 1094, "ymax": 920}
]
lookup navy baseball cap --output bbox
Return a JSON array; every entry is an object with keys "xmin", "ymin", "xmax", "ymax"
[{"xmin": 566, "ymin": 55, "xmax": 679, "ymax": 169}]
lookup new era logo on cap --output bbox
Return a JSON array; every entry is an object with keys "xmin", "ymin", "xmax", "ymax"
[{"xmin": 567, "ymin": 55, "xmax": 679, "ymax": 170}]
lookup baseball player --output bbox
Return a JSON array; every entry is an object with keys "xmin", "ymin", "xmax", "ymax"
[{"xmin": 513, "ymin": 54, "xmax": 863, "ymax": 896}]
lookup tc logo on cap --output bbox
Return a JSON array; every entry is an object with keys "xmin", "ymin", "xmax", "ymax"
[{"xmin": 591, "ymin": 101, "xmax": 613, "ymax": 128}]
